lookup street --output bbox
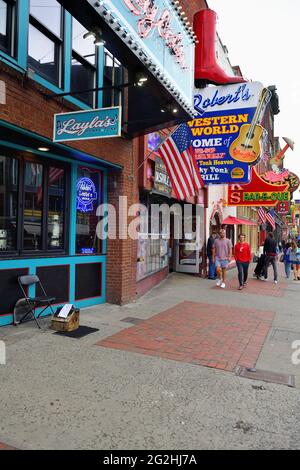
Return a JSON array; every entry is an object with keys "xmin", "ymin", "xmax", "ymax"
[{"xmin": 1, "ymin": 264, "xmax": 300, "ymax": 450}]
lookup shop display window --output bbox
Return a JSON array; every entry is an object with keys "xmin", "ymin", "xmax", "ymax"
[
  {"xmin": 76, "ymin": 167, "xmax": 102, "ymax": 255},
  {"xmin": 0, "ymin": 153, "xmax": 69, "ymax": 256},
  {"xmin": 0, "ymin": 155, "xmax": 18, "ymax": 252},
  {"xmin": 136, "ymin": 205, "xmax": 169, "ymax": 281}
]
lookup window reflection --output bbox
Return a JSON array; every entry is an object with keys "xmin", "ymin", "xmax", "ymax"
[
  {"xmin": 48, "ymin": 166, "xmax": 65, "ymax": 250},
  {"xmin": 0, "ymin": 155, "xmax": 18, "ymax": 252},
  {"xmin": 30, "ymin": 0, "xmax": 62, "ymax": 37},
  {"xmin": 71, "ymin": 57, "xmax": 95, "ymax": 107},
  {"xmin": 23, "ymin": 162, "xmax": 43, "ymax": 251},
  {"xmin": 0, "ymin": 0, "xmax": 14, "ymax": 55},
  {"xmin": 28, "ymin": 24, "xmax": 59, "ymax": 85},
  {"xmin": 72, "ymin": 18, "xmax": 96, "ymax": 65}
]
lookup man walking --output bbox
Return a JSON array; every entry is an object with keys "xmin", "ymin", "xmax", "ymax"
[
  {"xmin": 262, "ymin": 232, "xmax": 278, "ymax": 283},
  {"xmin": 212, "ymin": 228, "xmax": 232, "ymax": 289},
  {"xmin": 207, "ymin": 231, "xmax": 217, "ymax": 279}
]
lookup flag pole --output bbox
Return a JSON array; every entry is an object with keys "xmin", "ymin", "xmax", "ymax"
[{"xmin": 136, "ymin": 124, "xmax": 181, "ymax": 172}]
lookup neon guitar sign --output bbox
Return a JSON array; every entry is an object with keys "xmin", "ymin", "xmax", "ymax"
[{"xmin": 123, "ymin": 0, "xmax": 186, "ymax": 67}]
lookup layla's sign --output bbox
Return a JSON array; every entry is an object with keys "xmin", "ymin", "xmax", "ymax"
[
  {"xmin": 189, "ymin": 82, "xmax": 265, "ymax": 185},
  {"xmin": 54, "ymin": 107, "xmax": 121, "ymax": 142},
  {"xmin": 76, "ymin": 178, "xmax": 98, "ymax": 212},
  {"xmin": 227, "ymin": 168, "xmax": 290, "ymax": 206}
]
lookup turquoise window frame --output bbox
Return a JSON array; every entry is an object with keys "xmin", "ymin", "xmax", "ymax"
[
  {"xmin": 0, "ymin": 2, "xmax": 105, "ymax": 110},
  {"xmin": 0, "ymin": 136, "xmax": 109, "ymax": 327}
]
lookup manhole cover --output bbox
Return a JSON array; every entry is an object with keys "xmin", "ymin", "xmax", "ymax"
[
  {"xmin": 235, "ymin": 367, "xmax": 295, "ymax": 387},
  {"xmin": 270, "ymin": 329, "xmax": 300, "ymax": 343},
  {"xmin": 120, "ymin": 317, "xmax": 144, "ymax": 325}
]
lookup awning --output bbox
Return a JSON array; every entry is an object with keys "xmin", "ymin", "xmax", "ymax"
[
  {"xmin": 0, "ymin": 119, "xmax": 123, "ymax": 171},
  {"xmin": 222, "ymin": 216, "xmax": 257, "ymax": 226}
]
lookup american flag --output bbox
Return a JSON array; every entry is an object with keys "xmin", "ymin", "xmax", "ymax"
[
  {"xmin": 258, "ymin": 206, "xmax": 266, "ymax": 224},
  {"xmin": 157, "ymin": 123, "xmax": 204, "ymax": 200},
  {"xmin": 266, "ymin": 209, "xmax": 276, "ymax": 230}
]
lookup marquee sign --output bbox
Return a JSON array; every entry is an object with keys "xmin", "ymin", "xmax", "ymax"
[
  {"xmin": 85, "ymin": 0, "xmax": 194, "ymax": 110},
  {"xmin": 227, "ymin": 168, "xmax": 290, "ymax": 207},
  {"xmin": 189, "ymin": 82, "xmax": 266, "ymax": 185},
  {"xmin": 54, "ymin": 106, "xmax": 121, "ymax": 142}
]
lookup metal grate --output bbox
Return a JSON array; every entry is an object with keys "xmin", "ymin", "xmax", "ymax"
[
  {"xmin": 235, "ymin": 367, "xmax": 295, "ymax": 387},
  {"xmin": 270, "ymin": 328, "xmax": 300, "ymax": 343},
  {"xmin": 120, "ymin": 317, "xmax": 144, "ymax": 325}
]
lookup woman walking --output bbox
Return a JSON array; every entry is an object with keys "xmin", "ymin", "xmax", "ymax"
[
  {"xmin": 234, "ymin": 233, "xmax": 252, "ymax": 290},
  {"xmin": 283, "ymin": 242, "xmax": 291, "ymax": 279},
  {"xmin": 289, "ymin": 240, "xmax": 300, "ymax": 280}
]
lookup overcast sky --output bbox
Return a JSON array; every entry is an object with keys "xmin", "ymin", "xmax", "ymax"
[{"xmin": 208, "ymin": 0, "xmax": 300, "ymax": 199}]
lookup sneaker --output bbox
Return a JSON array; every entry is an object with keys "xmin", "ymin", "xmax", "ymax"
[
  {"xmin": 238, "ymin": 286, "xmax": 243, "ymax": 290},
  {"xmin": 216, "ymin": 279, "xmax": 222, "ymax": 287},
  {"xmin": 274, "ymin": 280, "xmax": 278, "ymax": 284},
  {"xmin": 220, "ymin": 282, "xmax": 226, "ymax": 289},
  {"xmin": 243, "ymin": 282, "xmax": 247, "ymax": 287},
  {"xmin": 260, "ymin": 278, "xmax": 267, "ymax": 281}
]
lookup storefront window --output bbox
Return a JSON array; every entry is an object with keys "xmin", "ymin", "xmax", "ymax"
[
  {"xmin": 47, "ymin": 166, "xmax": 65, "ymax": 250},
  {"xmin": 137, "ymin": 204, "xmax": 169, "ymax": 281},
  {"xmin": 0, "ymin": 153, "xmax": 69, "ymax": 257},
  {"xmin": 23, "ymin": 162, "xmax": 43, "ymax": 251},
  {"xmin": 76, "ymin": 167, "xmax": 102, "ymax": 255},
  {"xmin": 0, "ymin": 155, "xmax": 18, "ymax": 252}
]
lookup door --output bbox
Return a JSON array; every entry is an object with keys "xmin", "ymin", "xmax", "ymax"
[{"xmin": 175, "ymin": 214, "xmax": 203, "ymax": 274}]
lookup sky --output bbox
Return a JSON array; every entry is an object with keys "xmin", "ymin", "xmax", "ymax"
[{"xmin": 208, "ymin": 0, "xmax": 300, "ymax": 199}]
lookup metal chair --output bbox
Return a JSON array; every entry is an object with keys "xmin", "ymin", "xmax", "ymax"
[{"xmin": 17, "ymin": 275, "xmax": 56, "ymax": 329}]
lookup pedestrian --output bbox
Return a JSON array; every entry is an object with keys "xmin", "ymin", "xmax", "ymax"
[
  {"xmin": 206, "ymin": 231, "xmax": 217, "ymax": 279},
  {"xmin": 212, "ymin": 228, "xmax": 232, "ymax": 289},
  {"xmin": 283, "ymin": 242, "xmax": 291, "ymax": 279},
  {"xmin": 261, "ymin": 232, "xmax": 278, "ymax": 284},
  {"xmin": 289, "ymin": 240, "xmax": 300, "ymax": 280},
  {"xmin": 234, "ymin": 233, "xmax": 251, "ymax": 290}
]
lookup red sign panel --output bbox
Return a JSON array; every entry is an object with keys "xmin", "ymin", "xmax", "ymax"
[
  {"xmin": 227, "ymin": 168, "xmax": 289, "ymax": 207},
  {"xmin": 276, "ymin": 201, "xmax": 289, "ymax": 214}
]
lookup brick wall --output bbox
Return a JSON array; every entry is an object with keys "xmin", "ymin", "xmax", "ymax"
[{"xmin": 0, "ymin": 63, "xmax": 139, "ymax": 305}]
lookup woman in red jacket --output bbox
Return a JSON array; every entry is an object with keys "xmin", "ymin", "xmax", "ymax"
[{"xmin": 234, "ymin": 233, "xmax": 252, "ymax": 290}]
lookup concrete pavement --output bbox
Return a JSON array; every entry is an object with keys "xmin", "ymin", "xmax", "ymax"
[{"xmin": 0, "ymin": 263, "xmax": 300, "ymax": 450}]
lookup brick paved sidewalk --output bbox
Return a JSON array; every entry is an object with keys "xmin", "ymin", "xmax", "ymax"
[
  {"xmin": 97, "ymin": 301, "xmax": 274, "ymax": 372},
  {"xmin": 212, "ymin": 276, "xmax": 286, "ymax": 297}
]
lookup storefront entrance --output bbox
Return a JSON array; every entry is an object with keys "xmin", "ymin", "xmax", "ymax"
[{"xmin": 175, "ymin": 209, "xmax": 205, "ymax": 274}]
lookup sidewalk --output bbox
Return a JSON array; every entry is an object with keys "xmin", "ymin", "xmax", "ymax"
[{"xmin": 0, "ymin": 263, "xmax": 300, "ymax": 449}]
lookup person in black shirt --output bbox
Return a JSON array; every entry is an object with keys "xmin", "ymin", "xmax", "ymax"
[
  {"xmin": 262, "ymin": 232, "xmax": 278, "ymax": 283},
  {"xmin": 207, "ymin": 232, "xmax": 217, "ymax": 279}
]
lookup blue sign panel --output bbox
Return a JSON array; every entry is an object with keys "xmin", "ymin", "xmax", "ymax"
[
  {"xmin": 54, "ymin": 106, "xmax": 121, "ymax": 142},
  {"xmin": 76, "ymin": 177, "xmax": 98, "ymax": 212},
  {"xmin": 189, "ymin": 82, "xmax": 265, "ymax": 185},
  {"xmin": 86, "ymin": 0, "xmax": 194, "ymax": 110}
]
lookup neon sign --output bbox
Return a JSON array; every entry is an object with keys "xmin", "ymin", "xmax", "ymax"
[
  {"xmin": 123, "ymin": 0, "xmax": 186, "ymax": 67},
  {"xmin": 76, "ymin": 178, "xmax": 97, "ymax": 212}
]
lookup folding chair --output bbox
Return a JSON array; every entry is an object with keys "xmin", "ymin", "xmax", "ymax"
[{"xmin": 17, "ymin": 275, "xmax": 56, "ymax": 329}]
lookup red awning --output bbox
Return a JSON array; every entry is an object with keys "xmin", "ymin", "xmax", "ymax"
[{"xmin": 222, "ymin": 216, "xmax": 257, "ymax": 226}]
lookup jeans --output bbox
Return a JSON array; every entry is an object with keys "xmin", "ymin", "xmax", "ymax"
[
  {"xmin": 264, "ymin": 256, "xmax": 277, "ymax": 281},
  {"xmin": 208, "ymin": 255, "xmax": 216, "ymax": 278},
  {"xmin": 284, "ymin": 260, "xmax": 291, "ymax": 278},
  {"xmin": 236, "ymin": 261, "xmax": 249, "ymax": 287}
]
